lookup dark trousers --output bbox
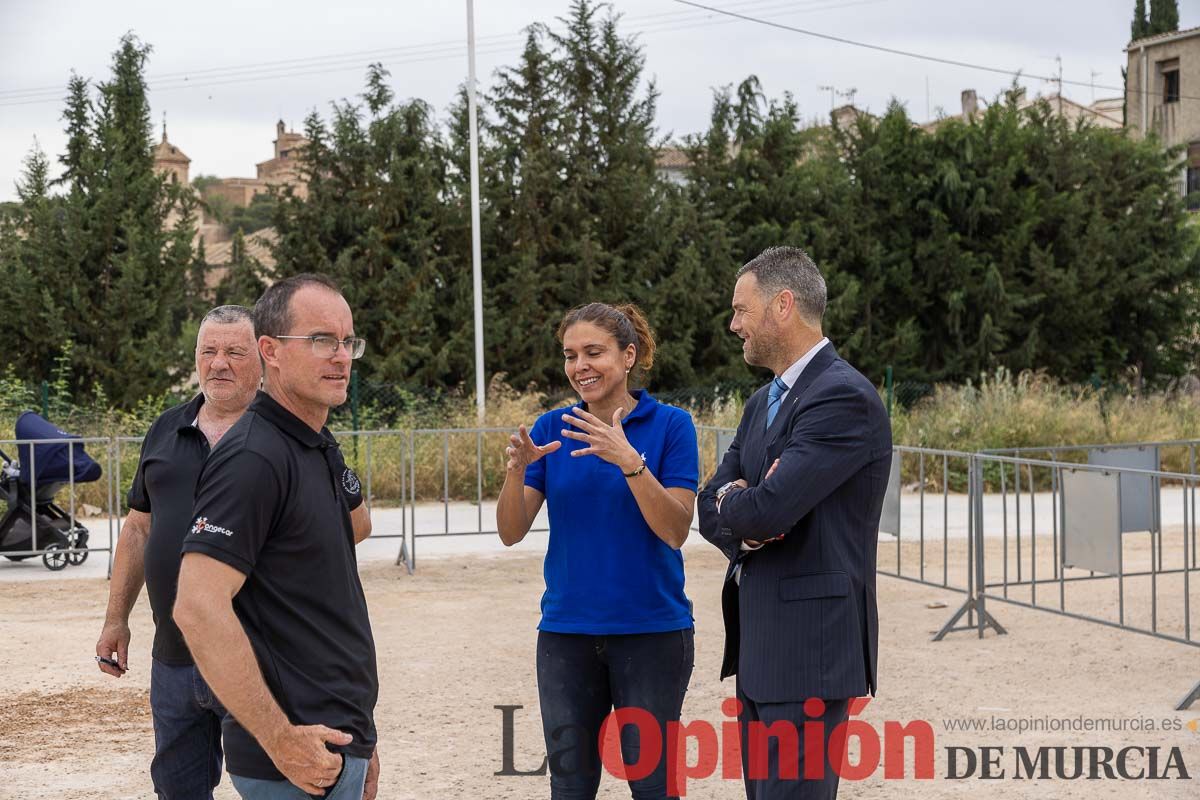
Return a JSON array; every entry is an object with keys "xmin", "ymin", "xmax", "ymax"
[
  {"xmin": 536, "ymin": 628, "xmax": 695, "ymax": 799},
  {"xmin": 150, "ymin": 658, "xmax": 226, "ymax": 800},
  {"xmin": 736, "ymin": 680, "xmax": 849, "ymax": 800}
]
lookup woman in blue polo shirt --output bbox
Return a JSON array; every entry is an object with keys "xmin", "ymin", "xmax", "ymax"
[{"xmin": 497, "ymin": 302, "xmax": 698, "ymax": 799}]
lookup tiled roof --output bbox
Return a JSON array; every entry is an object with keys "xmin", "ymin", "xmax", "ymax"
[
  {"xmin": 204, "ymin": 226, "xmax": 278, "ymax": 269},
  {"xmin": 655, "ymin": 147, "xmax": 691, "ymax": 170},
  {"xmin": 1127, "ymin": 24, "xmax": 1200, "ymax": 49},
  {"xmin": 152, "ymin": 139, "xmax": 190, "ymax": 163}
]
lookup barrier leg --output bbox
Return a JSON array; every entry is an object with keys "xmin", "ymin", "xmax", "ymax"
[
  {"xmin": 394, "ymin": 535, "xmax": 412, "ymax": 575},
  {"xmin": 933, "ymin": 596, "xmax": 1007, "ymax": 642},
  {"xmin": 1177, "ymin": 681, "xmax": 1200, "ymax": 711},
  {"xmin": 934, "ymin": 457, "xmax": 1006, "ymax": 641}
]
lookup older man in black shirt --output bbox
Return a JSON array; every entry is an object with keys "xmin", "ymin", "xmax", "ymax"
[
  {"xmin": 175, "ymin": 274, "xmax": 379, "ymax": 800},
  {"xmin": 95, "ymin": 305, "xmax": 262, "ymax": 800}
]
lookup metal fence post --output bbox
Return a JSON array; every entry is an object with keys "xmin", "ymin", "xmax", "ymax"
[
  {"xmin": 885, "ymin": 366, "xmax": 894, "ymax": 417},
  {"xmin": 350, "ymin": 372, "xmax": 360, "ymax": 460}
]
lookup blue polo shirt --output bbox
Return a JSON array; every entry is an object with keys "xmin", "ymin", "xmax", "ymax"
[{"xmin": 524, "ymin": 390, "xmax": 698, "ymax": 634}]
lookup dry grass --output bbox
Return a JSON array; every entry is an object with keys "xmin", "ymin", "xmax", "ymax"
[{"xmin": 9, "ymin": 370, "xmax": 1200, "ymax": 507}]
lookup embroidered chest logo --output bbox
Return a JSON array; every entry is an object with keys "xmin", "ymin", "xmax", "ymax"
[
  {"xmin": 189, "ymin": 516, "xmax": 233, "ymax": 537},
  {"xmin": 342, "ymin": 468, "xmax": 362, "ymax": 496}
]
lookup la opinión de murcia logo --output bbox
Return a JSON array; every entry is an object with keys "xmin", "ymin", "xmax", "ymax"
[
  {"xmin": 497, "ymin": 698, "xmax": 938, "ymax": 795},
  {"xmin": 342, "ymin": 468, "xmax": 361, "ymax": 496},
  {"xmin": 495, "ymin": 700, "xmax": 1193, "ymax": 795},
  {"xmin": 189, "ymin": 516, "xmax": 233, "ymax": 537}
]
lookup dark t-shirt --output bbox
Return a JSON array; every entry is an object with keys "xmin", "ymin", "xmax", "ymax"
[
  {"xmin": 127, "ymin": 394, "xmax": 210, "ymax": 666},
  {"xmin": 128, "ymin": 394, "xmax": 365, "ymax": 667},
  {"xmin": 180, "ymin": 391, "xmax": 376, "ymax": 780}
]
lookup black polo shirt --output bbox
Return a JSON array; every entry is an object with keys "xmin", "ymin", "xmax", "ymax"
[
  {"xmin": 128, "ymin": 394, "xmax": 210, "ymax": 666},
  {"xmin": 180, "ymin": 391, "xmax": 376, "ymax": 780}
]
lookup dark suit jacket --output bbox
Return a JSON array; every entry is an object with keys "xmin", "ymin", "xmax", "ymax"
[{"xmin": 698, "ymin": 344, "xmax": 891, "ymax": 703}]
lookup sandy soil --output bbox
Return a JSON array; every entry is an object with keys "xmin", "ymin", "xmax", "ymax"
[{"xmin": 1, "ymin": 543, "xmax": 1198, "ymax": 799}]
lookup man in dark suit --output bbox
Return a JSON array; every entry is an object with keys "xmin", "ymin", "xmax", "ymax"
[{"xmin": 698, "ymin": 246, "xmax": 892, "ymax": 799}]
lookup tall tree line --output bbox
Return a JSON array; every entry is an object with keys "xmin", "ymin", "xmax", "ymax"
[
  {"xmin": 0, "ymin": 35, "xmax": 204, "ymax": 407},
  {"xmin": 2, "ymin": 2, "xmax": 1198, "ymax": 407}
]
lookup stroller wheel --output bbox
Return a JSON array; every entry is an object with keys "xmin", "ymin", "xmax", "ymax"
[
  {"xmin": 68, "ymin": 529, "xmax": 90, "ymax": 566},
  {"xmin": 42, "ymin": 543, "xmax": 69, "ymax": 572}
]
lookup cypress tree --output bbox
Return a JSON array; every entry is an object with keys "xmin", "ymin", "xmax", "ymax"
[
  {"xmin": 1131, "ymin": 0, "xmax": 1149, "ymax": 40},
  {"xmin": 1148, "ymin": 0, "xmax": 1179, "ymax": 36}
]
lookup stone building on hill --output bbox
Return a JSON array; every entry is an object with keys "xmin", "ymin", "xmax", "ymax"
[
  {"xmin": 150, "ymin": 121, "xmax": 300, "ymax": 293},
  {"xmin": 200, "ymin": 120, "xmax": 309, "ymax": 207},
  {"xmin": 201, "ymin": 228, "xmax": 279, "ymax": 293},
  {"xmin": 152, "ymin": 126, "xmax": 190, "ymax": 185}
]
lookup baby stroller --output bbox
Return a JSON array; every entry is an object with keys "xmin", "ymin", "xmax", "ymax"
[{"xmin": 0, "ymin": 411, "xmax": 101, "ymax": 571}]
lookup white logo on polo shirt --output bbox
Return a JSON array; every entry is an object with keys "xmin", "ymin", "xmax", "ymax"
[
  {"xmin": 342, "ymin": 468, "xmax": 361, "ymax": 496},
  {"xmin": 189, "ymin": 516, "xmax": 233, "ymax": 537}
]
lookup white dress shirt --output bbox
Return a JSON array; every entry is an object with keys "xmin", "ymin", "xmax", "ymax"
[{"xmin": 772, "ymin": 337, "xmax": 830, "ymax": 409}]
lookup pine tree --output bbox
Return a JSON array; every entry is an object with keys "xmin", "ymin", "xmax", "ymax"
[
  {"xmin": 487, "ymin": 26, "xmax": 573, "ymax": 387},
  {"xmin": 274, "ymin": 64, "xmax": 463, "ymax": 386},
  {"xmin": 1, "ymin": 35, "xmax": 199, "ymax": 405},
  {"xmin": 0, "ymin": 145, "xmax": 70, "ymax": 383},
  {"xmin": 215, "ymin": 229, "xmax": 267, "ymax": 306}
]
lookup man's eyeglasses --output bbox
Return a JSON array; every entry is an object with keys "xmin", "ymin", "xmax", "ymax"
[{"xmin": 274, "ymin": 335, "xmax": 367, "ymax": 359}]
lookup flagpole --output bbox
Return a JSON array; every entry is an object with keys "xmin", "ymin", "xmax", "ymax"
[{"xmin": 466, "ymin": 0, "xmax": 486, "ymax": 422}]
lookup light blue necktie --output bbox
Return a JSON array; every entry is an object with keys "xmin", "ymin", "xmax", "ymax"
[{"xmin": 765, "ymin": 376, "xmax": 788, "ymax": 428}]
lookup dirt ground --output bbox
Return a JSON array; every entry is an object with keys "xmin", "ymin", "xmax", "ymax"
[{"xmin": 1, "ymin": 543, "xmax": 1198, "ymax": 799}]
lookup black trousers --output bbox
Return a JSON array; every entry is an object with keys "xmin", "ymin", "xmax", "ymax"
[
  {"xmin": 736, "ymin": 679, "xmax": 850, "ymax": 800},
  {"xmin": 536, "ymin": 628, "xmax": 695, "ymax": 799}
]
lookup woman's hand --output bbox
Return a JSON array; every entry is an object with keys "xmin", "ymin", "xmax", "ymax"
[
  {"xmin": 506, "ymin": 425, "xmax": 561, "ymax": 471},
  {"xmin": 561, "ymin": 408, "xmax": 642, "ymax": 473}
]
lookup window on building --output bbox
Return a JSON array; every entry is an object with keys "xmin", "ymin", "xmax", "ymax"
[
  {"xmin": 1159, "ymin": 58, "xmax": 1181, "ymax": 104},
  {"xmin": 1165, "ymin": 70, "xmax": 1181, "ymax": 103}
]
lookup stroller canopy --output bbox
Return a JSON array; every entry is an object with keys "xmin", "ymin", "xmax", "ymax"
[{"xmin": 14, "ymin": 411, "xmax": 102, "ymax": 486}]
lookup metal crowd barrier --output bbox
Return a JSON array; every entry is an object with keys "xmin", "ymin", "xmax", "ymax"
[
  {"xmin": 5, "ymin": 425, "xmax": 1197, "ymax": 709},
  {"xmin": 940, "ymin": 452, "xmax": 1199, "ymax": 710},
  {"xmin": 345, "ymin": 425, "xmax": 740, "ymax": 574}
]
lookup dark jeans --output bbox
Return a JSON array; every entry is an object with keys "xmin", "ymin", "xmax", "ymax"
[
  {"xmin": 536, "ymin": 628, "xmax": 695, "ymax": 799},
  {"xmin": 150, "ymin": 658, "xmax": 227, "ymax": 800},
  {"xmin": 736, "ymin": 679, "xmax": 850, "ymax": 800},
  {"xmin": 230, "ymin": 755, "xmax": 369, "ymax": 799}
]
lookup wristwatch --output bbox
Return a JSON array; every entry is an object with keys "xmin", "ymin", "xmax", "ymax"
[{"xmin": 716, "ymin": 481, "xmax": 741, "ymax": 502}]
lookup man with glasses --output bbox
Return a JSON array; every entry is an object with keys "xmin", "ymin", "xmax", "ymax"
[
  {"xmin": 96, "ymin": 305, "xmax": 262, "ymax": 799},
  {"xmin": 174, "ymin": 274, "xmax": 379, "ymax": 800}
]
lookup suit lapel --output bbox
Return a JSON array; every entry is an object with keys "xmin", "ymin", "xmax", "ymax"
[
  {"xmin": 765, "ymin": 344, "xmax": 839, "ymax": 449},
  {"xmin": 744, "ymin": 344, "xmax": 840, "ymax": 483}
]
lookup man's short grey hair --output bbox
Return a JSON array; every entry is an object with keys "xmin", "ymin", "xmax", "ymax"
[
  {"xmin": 736, "ymin": 246, "xmax": 826, "ymax": 325},
  {"xmin": 199, "ymin": 305, "xmax": 254, "ymax": 328}
]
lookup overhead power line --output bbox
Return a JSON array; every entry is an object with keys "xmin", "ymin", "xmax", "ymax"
[
  {"xmin": 0, "ymin": 0, "xmax": 879, "ymax": 107},
  {"xmin": 669, "ymin": 0, "xmax": 1200, "ymax": 103}
]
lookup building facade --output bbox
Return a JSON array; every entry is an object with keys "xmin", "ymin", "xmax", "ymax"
[{"xmin": 1126, "ymin": 26, "xmax": 1200, "ymax": 200}]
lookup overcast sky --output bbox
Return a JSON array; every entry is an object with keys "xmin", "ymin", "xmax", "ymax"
[{"xmin": 1, "ymin": 0, "xmax": 1195, "ymax": 202}]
